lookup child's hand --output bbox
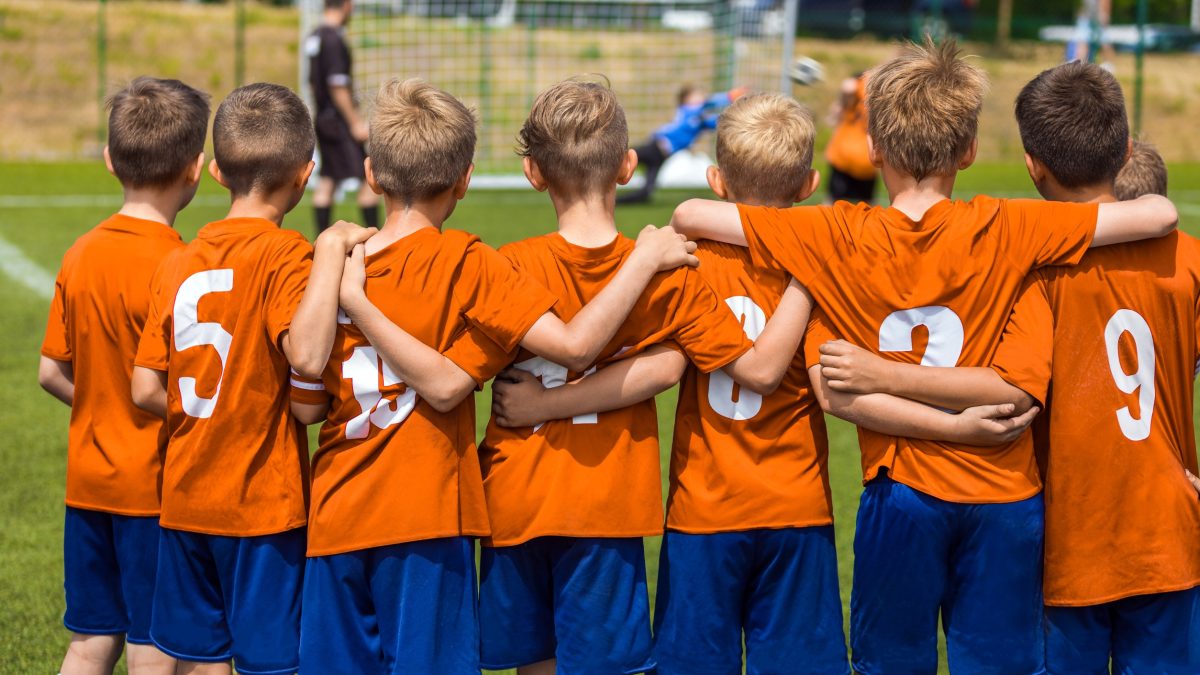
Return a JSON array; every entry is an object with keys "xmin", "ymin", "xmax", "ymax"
[
  {"xmin": 633, "ymin": 224, "xmax": 699, "ymax": 272},
  {"xmin": 318, "ymin": 220, "xmax": 377, "ymax": 254},
  {"xmin": 729, "ymin": 85, "xmax": 750, "ymax": 101},
  {"xmin": 819, "ymin": 340, "xmax": 892, "ymax": 395},
  {"xmin": 492, "ymin": 369, "xmax": 550, "ymax": 428},
  {"xmin": 952, "ymin": 403, "xmax": 1039, "ymax": 446},
  {"xmin": 339, "ymin": 244, "xmax": 368, "ymax": 307}
]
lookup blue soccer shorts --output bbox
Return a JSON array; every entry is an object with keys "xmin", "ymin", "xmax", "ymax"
[
  {"xmin": 1045, "ymin": 585, "xmax": 1200, "ymax": 674},
  {"xmin": 479, "ymin": 536, "xmax": 654, "ymax": 674},
  {"xmin": 63, "ymin": 506, "xmax": 160, "ymax": 644},
  {"xmin": 300, "ymin": 537, "xmax": 479, "ymax": 675},
  {"xmin": 851, "ymin": 473, "xmax": 1046, "ymax": 675},
  {"xmin": 653, "ymin": 526, "xmax": 850, "ymax": 675},
  {"xmin": 150, "ymin": 526, "xmax": 305, "ymax": 675}
]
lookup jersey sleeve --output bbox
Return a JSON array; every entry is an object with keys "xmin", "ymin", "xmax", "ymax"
[
  {"xmin": 738, "ymin": 204, "xmax": 840, "ymax": 287},
  {"xmin": 989, "ymin": 275, "xmax": 1054, "ymax": 406},
  {"xmin": 1003, "ymin": 199, "xmax": 1098, "ymax": 269},
  {"xmin": 289, "ymin": 369, "xmax": 329, "ymax": 407},
  {"xmin": 41, "ymin": 267, "xmax": 72, "ymax": 361},
  {"xmin": 264, "ymin": 237, "xmax": 314, "ymax": 351},
  {"xmin": 457, "ymin": 242, "xmax": 557, "ymax": 353},
  {"xmin": 321, "ymin": 31, "xmax": 351, "ymax": 88},
  {"xmin": 802, "ymin": 307, "xmax": 838, "ymax": 370},
  {"xmin": 134, "ymin": 259, "xmax": 173, "ymax": 371},
  {"xmin": 442, "ymin": 326, "xmax": 516, "ymax": 389},
  {"xmin": 667, "ymin": 269, "xmax": 753, "ymax": 373}
]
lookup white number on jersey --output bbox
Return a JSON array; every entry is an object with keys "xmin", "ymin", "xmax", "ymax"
[
  {"xmin": 1104, "ymin": 309, "xmax": 1156, "ymax": 442},
  {"xmin": 707, "ymin": 296, "xmax": 767, "ymax": 421},
  {"xmin": 174, "ymin": 269, "xmax": 234, "ymax": 418},
  {"xmin": 879, "ymin": 306, "xmax": 964, "ymax": 367},
  {"xmin": 513, "ymin": 357, "xmax": 597, "ymax": 431},
  {"xmin": 342, "ymin": 346, "xmax": 418, "ymax": 440}
]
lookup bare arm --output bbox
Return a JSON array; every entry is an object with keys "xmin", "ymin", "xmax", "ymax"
[
  {"xmin": 720, "ymin": 279, "xmax": 812, "ymax": 395},
  {"xmin": 38, "ymin": 356, "xmax": 74, "ymax": 406},
  {"xmin": 492, "ymin": 345, "xmax": 688, "ymax": 427},
  {"xmin": 329, "ymin": 85, "xmax": 368, "ymax": 142},
  {"xmin": 809, "ymin": 365, "xmax": 1038, "ymax": 447},
  {"xmin": 131, "ymin": 366, "xmax": 168, "ymax": 419},
  {"xmin": 519, "ymin": 225, "xmax": 699, "ymax": 372},
  {"xmin": 817, "ymin": 340, "xmax": 1034, "ymax": 412},
  {"xmin": 283, "ymin": 222, "xmax": 376, "ymax": 379},
  {"xmin": 1092, "ymin": 194, "xmax": 1178, "ymax": 247},
  {"xmin": 669, "ymin": 199, "xmax": 747, "ymax": 246},
  {"xmin": 290, "ymin": 400, "xmax": 330, "ymax": 426}
]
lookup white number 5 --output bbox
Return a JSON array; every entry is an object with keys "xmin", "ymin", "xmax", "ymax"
[
  {"xmin": 1104, "ymin": 309, "xmax": 1156, "ymax": 441},
  {"xmin": 174, "ymin": 269, "xmax": 234, "ymax": 418}
]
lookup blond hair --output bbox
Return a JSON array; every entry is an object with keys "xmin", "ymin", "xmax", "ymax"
[
  {"xmin": 517, "ymin": 78, "xmax": 628, "ymax": 193},
  {"xmin": 716, "ymin": 93, "xmax": 816, "ymax": 205},
  {"xmin": 1115, "ymin": 140, "xmax": 1167, "ymax": 200},
  {"xmin": 867, "ymin": 39, "xmax": 987, "ymax": 181},
  {"xmin": 370, "ymin": 78, "xmax": 476, "ymax": 205}
]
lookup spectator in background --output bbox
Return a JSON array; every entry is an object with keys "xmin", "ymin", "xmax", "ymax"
[
  {"xmin": 825, "ymin": 72, "xmax": 877, "ymax": 204},
  {"xmin": 306, "ymin": 0, "xmax": 380, "ymax": 235}
]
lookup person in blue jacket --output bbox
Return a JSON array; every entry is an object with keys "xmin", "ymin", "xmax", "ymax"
[{"xmin": 617, "ymin": 84, "xmax": 747, "ymax": 205}]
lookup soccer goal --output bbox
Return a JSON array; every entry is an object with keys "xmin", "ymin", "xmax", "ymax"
[{"xmin": 299, "ymin": 0, "xmax": 800, "ymax": 185}]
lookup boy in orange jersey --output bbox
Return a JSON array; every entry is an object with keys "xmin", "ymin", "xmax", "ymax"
[
  {"xmin": 284, "ymin": 78, "xmax": 701, "ymax": 674},
  {"xmin": 129, "ymin": 83, "xmax": 374, "ymax": 675},
  {"xmin": 38, "ymin": 76, "xmax": 208, "ymax": 675},
  {"xmin": 669, "ymin": 41, "xmax": 1180, "ymax": 673},
  {"xmin": 821, "ymin": 65, "xmax": 1200, "ymax": 674}
]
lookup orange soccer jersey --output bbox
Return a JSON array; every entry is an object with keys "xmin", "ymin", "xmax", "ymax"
[
  {"xmin": 480, "ymin": 233, "xmax": 753, "ymax": 547},
  {"xmin": 739, "ymin": 196, "xmax": 1097, "ymax": 503},
  {"xmin": 42, "ymin": 214, "xmax": 184, "ymax": 515},
  {"xmin": 992, "ymin": 232, "xmax": 1200, "ymax": 606},
  {"xmin": 667, "ymin": 241, "xmax": 832, "ymax": 533},
  {"xmin": 293, "ymin": 228, "xmax": 556, "ymax": 557},
  {"xmin": 135, "ymin": 217, "xmax": 312, "ymax": 536}
]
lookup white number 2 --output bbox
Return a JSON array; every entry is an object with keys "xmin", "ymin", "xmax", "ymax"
[
  {"xmin": 879, "ymin": 306, "xmax": 964, "ymax": 368},
  {"xmin": 174, "ymin": 269, "xmax": 234, "ymax": 419},
  {"xmin": 1104, "ymin": 309, "xmax": 1156, "ymax": 442},
  {"xmin": 708, "ymin": 296, "xmax": 766, "ymax": 421},
  {"xmin": 342, "ymin": 346, "xmax": 417, "ymax": 440},
  {"xmin": 514, "ymin": 357, "xmax": 597, "ymax": 431}
]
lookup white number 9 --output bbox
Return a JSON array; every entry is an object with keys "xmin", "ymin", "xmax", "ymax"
[
  {"xmin": 1104, "ymin": 309, "xmax": 1156, "ymax": 442},
  {"xmin": 174, "ymin": 269, "xmax": 234, "ymax": 419}
]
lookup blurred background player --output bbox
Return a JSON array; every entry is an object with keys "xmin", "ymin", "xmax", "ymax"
[
  {"xmin": 306, "ymin": 0, "xmax": 380, "ymax": 235},
  {"xmin": 617, "ymin": 84, "xmax": 746, "ymax": 205},
  {"xmin": 825, "ymin": 72, "xmax": 878, "ymax": 204},
  {"xmin": 1116, "ymin": 139, "xmax": 1167, "ymax": 201}
]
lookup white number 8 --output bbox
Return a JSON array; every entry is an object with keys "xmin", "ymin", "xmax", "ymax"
[
  {"xmin": 708, "ymin": 296, "xmax": 766, "ymax": 421},
  {"xmin": 1104, "ymin": 309, "xmax": 1156, "ymax": 442}
]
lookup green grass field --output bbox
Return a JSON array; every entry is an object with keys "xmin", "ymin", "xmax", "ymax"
[{"xmin": 2, "ymin": 160, "xmax": 1199, "ymax": 673}]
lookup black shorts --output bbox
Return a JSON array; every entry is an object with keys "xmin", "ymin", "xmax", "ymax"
[
  {"xmin": 315, "ymin": 109, "xmax": 366, "ymax": 182},
  {"xmin": 828, "ymin": 165, "xmax": 877, "ymax": 204}
]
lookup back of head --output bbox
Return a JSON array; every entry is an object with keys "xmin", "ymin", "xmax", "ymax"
[
  {"xmin": 370, "ymin": 78, "xmax": 476, "ymax": 205},
  {"xmin": 1015, "ymin": 61, "xmax": 1129, "ymax": 189},
  {"xmin": 212, "ymin": 83, "xmax": 315, "ymax": 197},
  {"xmin": 517, "ymin": 78, "xmax": 628, "ymax": 194},
  {"xmin": 867, "ymin": 39, "xmax": 987, "ymax": 181},
  {"xmin": 1115, "ymin": 140, "xmax": 1167, "ymax": 200},
  {"xmin": 107, "ymin": 76, "xmax": 210, "ymax": 189},
  {"xmin": 716, "ymin": 93, "xmax": 815, "ymax": 205}
]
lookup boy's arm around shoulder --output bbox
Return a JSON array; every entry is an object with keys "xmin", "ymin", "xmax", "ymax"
[
  {"xmin": 670, "ymin": 199, "xmax": 748, "ymax": 246},
  {"xmin": 720, "ymin": 279, "xmax": 813, "ymax": 395},
  {"xmin": 1093, "ymin": 194, "xmax": 1177, "ymax": 247},
  {"xmin": 289, "ymin": 370, "xmax": 330, "ymax": 425}
]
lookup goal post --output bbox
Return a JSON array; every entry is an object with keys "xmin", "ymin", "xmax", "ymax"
[{"xmin": 300, "ymin": 0, "xmax": 799, "ymax": 184}]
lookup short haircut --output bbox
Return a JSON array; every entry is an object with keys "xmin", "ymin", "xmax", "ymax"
[
  {"xmin": 212, "ymin": 83, "xmax": 315, "ymax": 197},
  {"xmin": 1115, "ymin": 140, "xmax": 1167, "ymax": 200},
  {"xmin": 106, "ymin": 77, "xmax": 210, "ymax": 189},
  {"xmin": 1015, "ymin": 61, "xmax": 1129, "ymax": 189},
  {"xmin": 866, "ymin": 39, "xmax": 986, "ymax": 181},
  {"xmin": 324, "ymin": 0, "xmax": 349, "ymax": 10},
  {"xmin": 369, "ymin": 78, "xmax": 476, "ymax": 205},
  {"xmin": 716, "ymin": 93, "xmax": 816, "ymax": 205},
  {"xmin": 677, "ymin": 84, "xmax": 701, "ymax": 106},
  {"xmin": 517, "ymin": 78, "xmax": 629, "ymax": 194}
]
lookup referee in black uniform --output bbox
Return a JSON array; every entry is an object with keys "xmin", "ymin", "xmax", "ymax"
[{"xmin": 306, "ymin": 0, "xmax": 379, "ymax": 234}]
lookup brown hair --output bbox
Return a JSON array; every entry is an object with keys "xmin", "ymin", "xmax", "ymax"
[
  {"xmin": 1115, "ymin": 140, "xmax": 1167, "ymax": 200},
  {"xmin": 106, "ymin": 77, "xmax": 210, "ymax": 189},
  {"xmin": 716, "ymin": 93, "xmax": 816, "ymax": 205},
  {"xmin": 866, "ymin": 39, "xmax": 987, "ymax": 181},
  {"xmin": 212, "ymin": 83, "xmax": 314, "ymax": 197},
  {"xmin": 517, "ymin": 78, "xmax": 629, "ymax": 194},
  {"xmin": 369, "ymin": 78, "xmax": 476, "ymax": 205},
  {"xmin": 677, "ymin": 84, "xmax": 701, "ymax": 106},
  {"xmin": 1015, "ymin": 61, "xmax": 1129, "ymax": 189}
]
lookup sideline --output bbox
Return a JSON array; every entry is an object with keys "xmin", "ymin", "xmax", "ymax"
[{"xmin": 0, "ymin": 235, "xmax": 54, "ymax": 300}]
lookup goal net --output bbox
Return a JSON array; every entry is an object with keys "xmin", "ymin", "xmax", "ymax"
[{"xmin": 300, "ymin": 0, "xmax": 798, "ymax": 185}]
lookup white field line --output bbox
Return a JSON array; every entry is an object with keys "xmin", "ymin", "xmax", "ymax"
[{"xmin": 0, "ymin": 235, "xmax": 53, "ymax": 300}]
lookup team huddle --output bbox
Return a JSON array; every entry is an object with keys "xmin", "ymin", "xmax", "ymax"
[{"xmin": 38, "ymin": 37, "xmax": 1200, "ymax": 675}]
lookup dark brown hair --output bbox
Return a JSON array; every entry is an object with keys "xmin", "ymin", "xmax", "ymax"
[
  {"xmin": 212, "ymin": 83, "xmax": 315, "ymax": 197},
  {"xmin": 106, "ymin": 77, "xmax": 210, "ymax": 188},
  {"xmin": 1115, "ymin": 140, "xmax": 1167, "ymax": 200},
  {"xmin": 517, "ymin": 78, "xmax": 629, "ymax": 194},
  {"xmin": 1015, "ymin": 62, "xmax": 1129, "ymax": 189}
]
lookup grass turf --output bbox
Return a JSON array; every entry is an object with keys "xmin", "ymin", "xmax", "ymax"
[{"xmin": 1, "ymin": 160, "xmax": 1198, "ymax": 673}]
